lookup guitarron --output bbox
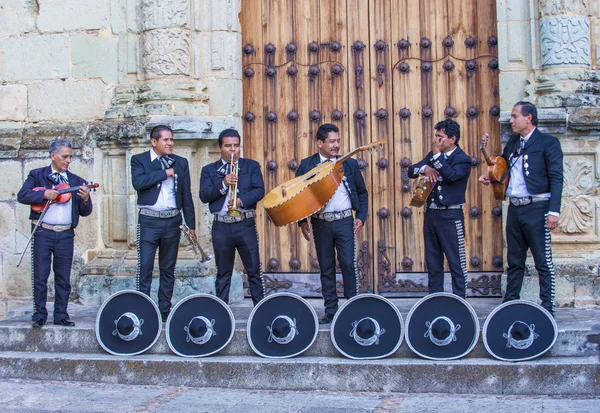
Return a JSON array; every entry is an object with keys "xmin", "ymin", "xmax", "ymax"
[{"xmin": 262, "ymin": 140, "xmax": 384, "ymax": 226}]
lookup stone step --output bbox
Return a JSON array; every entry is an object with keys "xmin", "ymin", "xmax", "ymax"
[
  {"xmin": 0, "ymin": 351, "xmax": 597, "ymax": 395},
  {"xmin": 0, "ymin": 321, "xmax": 596, "ymax": 359}
]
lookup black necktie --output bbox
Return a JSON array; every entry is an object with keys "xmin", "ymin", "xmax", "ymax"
[{"xmin": 50, "ymin": 172, "xmax": 68, "ymax": 184}]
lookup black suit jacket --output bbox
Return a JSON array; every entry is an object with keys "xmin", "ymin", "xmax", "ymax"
[
  {"xmin": 131, "ymin": 151, "xmax": 195, "ymax": 229},
  {"xmin": 296, "ymin": 154, "xmax": 368, "ymax": 224},
  {"xmin": 408, "ymin": 146, "xmax": 472, "ymax": 206},
  {"xmin": 199, "ymin": 158, "xmax": 265, "ymax": 213},
  {"xmin": 501, "ymin": 128, "xmax": 563, "ymax": 213},
  {"xmin": 17, "ymin": 166, "xmax": 93, "ymax": 228}
]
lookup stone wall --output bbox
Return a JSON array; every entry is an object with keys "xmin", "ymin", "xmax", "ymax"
[
  {"xmin": 497, "ymin": 0, "xmax": 600, "ymax": 306},
  {"xmin": 0, "ymin": 0, "xmax": 245, "ymax": 318}
]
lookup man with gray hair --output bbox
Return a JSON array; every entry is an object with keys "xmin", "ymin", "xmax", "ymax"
[{"xmin": 17, "ymin": 140, "xmax": 93, "ymax": 328}]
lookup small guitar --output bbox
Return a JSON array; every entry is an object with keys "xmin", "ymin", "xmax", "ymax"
[
  {"xmin": 410, "ymin": 174, "xmax": 435, "ymax": 208},
  {"xmin": 480, "ymin": 133, "xmax": 508, "ymax": 201}
]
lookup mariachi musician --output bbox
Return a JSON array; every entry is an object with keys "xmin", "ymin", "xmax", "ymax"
[
  {"xmin": 296, "ymin": 123, "xmax": 368, "ymax": 324},
  {"xmin": 131, "ymin": 125, "xmax": 196, "ymax": 323},
  {"xmin": 479, "ymin": 101, "xmax": 563, "ymax": 316},
  {"xmin": 408, "ymin": 119, "xmax": 471, "ymax": 298},
  {"xmin": 199, "ymin": 128, "xmax": 265, "ymax": 306},
  {"xmin": 17, "ymin": 140, "xmax": 93, "ymax": 328}
]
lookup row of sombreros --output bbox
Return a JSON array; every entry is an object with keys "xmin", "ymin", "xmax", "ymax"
[{"xmin": 96, "ymin": 291, "xmax": 557, "ymax": 362}]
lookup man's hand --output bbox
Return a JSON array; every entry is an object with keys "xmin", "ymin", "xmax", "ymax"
[
  {"xmin": 189, "ymin": 229, "xmax": 197, "ymax": 240},
  {"xmin": 432, "ymin": 135, "xmax": 443, "ymax": 154},
  {"xmin": 165, "ymin": 168, "xmax": 175, "ymax": 177},
  {"xmin": 353, "ymin": 219, "xmax": 363, "ymax": 236},
  {"xmin": 44, "ymin": 189, "xmax": 59, "ymax": 200},
  {"xmin": 478, "ymin": 174, "xmax": 491, "ymax": 186},
  {"xmin": 77, "ymin": 186, "xmax": 90, "ymax": 203},
  {"xmin": 227, "ymin": 197, "xmax": 242, "ymax": 209},
  {"xmin": 424, "ymin": 165, "xmax": 440, "ymax": 183},
  {"xmin": 300, "ymin": 221, "xmax": 311, "ymax": 241},
  {"xmin": 223, "ymin": 173, "xmax": 238, "ymax": 186},
  {"xmin": 546, "ymin": 214, "xmax": 559, "ymax": 230}
]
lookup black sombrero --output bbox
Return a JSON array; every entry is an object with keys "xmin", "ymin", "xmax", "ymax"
[
  {"xmin": 96, "ymin": 290, "xmax": 161, "ymax": 356},
  {"xmin": 166, "ymin": 293, "xmax": 235, "ymax": 358},
  {"xmin": 405, "ymin": 293, "xmax": 480, "ymax": 360},
  {"xmin": 483, "ymin": 300, "xmax": 557, "ymax": 361},
  {"xmin": 331, "ymin": 294, "xmax": 404, "ymax": 360},
  {"xmin": 247, "ymin": 292, "xmax": 318, "ymax": 358}
]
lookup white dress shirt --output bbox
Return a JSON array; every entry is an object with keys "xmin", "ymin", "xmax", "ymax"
[
  {"xmin": 42, "ymin": 168, "xmax": 72, "ymax": 225},
  {"xmin": 319, "ymin": 154, "xmax": 352, "ymax": 213},
  {"xmin": 137, "ymin": 149, "xmax": 177, "ymax": 211}
]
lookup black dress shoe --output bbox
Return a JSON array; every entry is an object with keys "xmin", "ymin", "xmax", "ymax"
[
  {"xmin": 32, "ymin": 320, "xmax": 45, "ymax": 329},
  {"xmin": 319, "ymin": 314, "xmax": 335, "ymax": 324},
  {"xmin": 54, "ymin": 319, "xmax": 75, "ymax": 327},
  {"xmin": 161, "ymin": 312, "xmax": 170, "ymax": 323}
]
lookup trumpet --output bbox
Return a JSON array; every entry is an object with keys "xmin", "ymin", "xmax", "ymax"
[
  {"xmin": 227, "ymin": 153, "xmax": 242, "ymax": 217},
  {"xmin": 180, "ymin": 223, "xmax": 212, "ymax": 263}
]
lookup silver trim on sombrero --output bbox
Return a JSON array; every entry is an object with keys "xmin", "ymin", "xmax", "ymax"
[
  {"xmin": 424, "ymin": 316, "xmax": 461, "ymax": 346},
  {"xmin": 267, "ymin": 315, "xmax": 298, "ymax": 344},
  {"xmin": 166, "ymin": 293, "xmax": 235, "ymax": 358},
  {"xmin": 113, "ymin": 312, "xmax": 144, "ymax": 341},
  {"xmin": 185, "ymin": 316, "xmax": 216, "ymax": 345},
  {"xmin": 95, "ymin": 290, "xmax": 162, "ymax": 356},
  {"xmin": 350, "ymin": 317, "xmax": 386, "ymax": 346},
  {"xmin": 483, "ymin": 300, "xmax": 557, "ymax": 362},
  {"xmin": 331, "ymin": 294, "xmax": 404, "ymax": 360},
  {"xmin": 503, "ymin": 321, "xmax": 538, "ymax": 349},
  {"xmin": 247, "ymin": 292, "xmax": 318, "ymax": 359},
  {"xmin": 405, "ymin": 292, "xmax": 480, "ymax": 361}
]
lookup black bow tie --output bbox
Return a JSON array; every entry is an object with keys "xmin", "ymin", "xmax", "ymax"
[{"xmin": 49, "ymin": 172, "xmax": 68, "ymax": 185}]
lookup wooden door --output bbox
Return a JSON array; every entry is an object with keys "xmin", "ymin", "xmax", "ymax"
[{"xmin": 241, "ymin": 0, "xmax": 503, "ymax": 298}]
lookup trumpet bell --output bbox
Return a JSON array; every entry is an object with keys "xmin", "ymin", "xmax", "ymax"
[{"xmin": 226, "ymin": 208, "xmax": 243, "ymax": 218}]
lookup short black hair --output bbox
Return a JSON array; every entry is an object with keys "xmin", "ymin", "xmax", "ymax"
[
  {"xmin": 514, "ymin": 101, "xmax": 538, "ymax": 126},
  {"xmin": 316, "ymin": 123, "xmax": 339, "ymax": 142},
  {"xmin": 434, "ymin": 119, "xmax": 461, "ymax": 145},
  {"xmin": 218, "ymin": 128, "xmax": 241, "ymax": 147},
  {"xmin": 150, "ymin": 125, "xmax": 173, "ymax": 141}
]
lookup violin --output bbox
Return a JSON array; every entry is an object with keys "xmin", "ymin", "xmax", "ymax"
[{"xmin": 31, "ymin": 183, "xmax": 99, "ymax": 213}]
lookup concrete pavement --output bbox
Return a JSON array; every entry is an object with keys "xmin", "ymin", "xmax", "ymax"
[{"xmin": 1, "ymin": 379, "xmax": 600, "ymax": 413}]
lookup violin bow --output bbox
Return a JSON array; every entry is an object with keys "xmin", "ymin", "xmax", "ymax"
[{"xmin": 16, "ymin": 201, "xmax": 54, "ymax": 267}]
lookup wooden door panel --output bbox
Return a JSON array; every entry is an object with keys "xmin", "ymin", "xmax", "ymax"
[{"xmin": 241, "ymin": 0, "xmax": 502, "ymax": 298}]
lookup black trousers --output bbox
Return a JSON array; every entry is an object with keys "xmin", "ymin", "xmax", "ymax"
[
  {"xmin": 505, "ymin": 201, "xmax": 555, "ymax": 314},
  {"xmin": 136, "ymin": 213, "xmax": 182, "ymax": 314},
  {"xmin": 423, "ymin": 209, "xmax": 467, "ymax": 298},
  {"xmin": 212, "ymin": 218, "xmax": 264, "ymax": 305},
  {"xmin": 311, "ymin": 216, "xmax": 357, "ymax": 315},
  {"xmin": 31, "ymin": 226, "xmax": 74, "ymax": 323}
]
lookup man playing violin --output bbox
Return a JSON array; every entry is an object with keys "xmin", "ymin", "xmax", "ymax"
[
  {"xmin": 17, "ymin": 140, "xmax": 93, "ymax": 328},
  {"xmin": 297, "ymin": 123, "xmax": 368, "ymax": 324},
  {"xmin": 479, "ymin": 102, "xmax": 563, "ymax": 316},
  {"xmin": 131, "ymin": 125, "xmax": 196, "ymax": 322},
  {"xmin": 408, "ymin": 119, "xmax": 472, "ymax": 298},
  {"xmin": 199, "ymin": 128, "xmax": 265, "ymax": 306}
]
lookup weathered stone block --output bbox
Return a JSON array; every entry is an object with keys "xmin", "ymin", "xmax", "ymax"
[
  {"xmin": 0, "ymin": 0, "xmax": 37, "ymax": 35},
  {"xmin": 71, "ymin": 35, "xmax": 102, "ymax": 79},
  {"xmin": 206, "ymin": 0, "xmax": 241, "ymax": 32},
  {"xmin": 499, "ymin": 72, "xmax": 529, "ymax": 110},
  {"xmin": 138, "ymin": 0, "xmax": 189, "ymax": 31},
  {"xmin": 110, "ymin": 0, "xmax": 128, "ymax": 34},
  {"xmin": 0, "ymin": 203, "xmax": 16, "ymax": 254},
  {"xmin": 210, "ymin": 32, "xmax": 240, "ymax": 74},
  {"xmin": 0, "ymin": 160, "xmax": 23, "ymax": 201},
  {"xmin": 0, "ymin": 85, "xmax": 27, "ymax": 121},
  {"xmin": 102, "ymin": 36, "xmax": 120, "ymax": 84},
  {"xmin": 0, "ymin": 34, "xmax": 69, "ymax": 82},
  {"xmin": 1, "ymin": 253, "xmax": 34, "ymax": 299},
  {"xmin": 206, "ymin": 79, "xmax": 242, "ymax": 117},
  {"xmin": 36, "ymin": 0, "xmax": 109, "ymax": 32},
  {"xmin": 28, "ymin": 80, "xmax": 107, "ymax": 122}
]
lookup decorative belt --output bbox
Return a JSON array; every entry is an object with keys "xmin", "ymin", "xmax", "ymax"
[
  {"xmin": 312, "ymin": 209, "xmax": 353, "ymax": 222},
  {"xmin": 32, "ymin": 220, "xmax": 72, "ymax": 232},
  {"xmin": 509, "ymin": 197, "xmax": 549, "ymax": 207},
  {"xmin": 426, "ymin": 204, "xmax": 463, "ymax": 210},
  {"xmin": 139, "ymin": 208, "xmax": 180, "ymax": 218},
  {"xmin": 214, "ymin": 211, "xmax": 256, "ymax": 223}
]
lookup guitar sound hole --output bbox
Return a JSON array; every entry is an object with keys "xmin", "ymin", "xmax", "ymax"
[{"xmin": 306, "ymin": 173, "xmax": 317, "ymax": 181}]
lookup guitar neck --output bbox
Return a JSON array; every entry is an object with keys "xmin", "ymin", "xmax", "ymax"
[
  {"xmin": 480, "ymin": 146, "xmax": 494, "ymax": 166},
  {"xmin": 334, "ymin": 141, "xmax": 383, "ymax": 166}
]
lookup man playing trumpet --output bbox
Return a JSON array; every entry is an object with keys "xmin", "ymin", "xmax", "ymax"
[{"xmin": 199, "ymin": 128, "xmax": 265, "ymax": 306}]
